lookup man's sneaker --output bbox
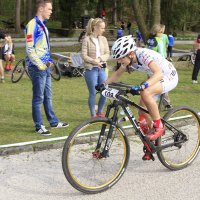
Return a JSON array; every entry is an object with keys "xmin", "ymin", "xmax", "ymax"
[
  {"xmin": 51, "ymin": 122, "xmax": 69, "ymax": 128},
  {"xmin": 35, "ymin": 125, "xmax": 51, "ymax": 136},
  {"xmin": 192, "ymin": 80, "xmax": 198, "ymax": 84},
  {"xmin": 146, "ymin": 125, "xmax": 165, "ymax": 140}
]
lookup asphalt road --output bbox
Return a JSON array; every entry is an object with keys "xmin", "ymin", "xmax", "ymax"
[
  {"xmin": 14, "ymin": 39, "xmax": 192, "ymax": 58},
  {"xmin": 1, "ymin": 135, "xmax": 200, "ymax": 200}
]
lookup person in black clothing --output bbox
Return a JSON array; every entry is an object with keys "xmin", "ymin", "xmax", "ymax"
[
  {"xmin": 120, "ymin": 21, "xmax": 125, "ymax": 30},
  {"xmin": 0, "ymin": 31, "xmax": 7, "ymax": 83},
  {"xmin": 192, "ymin": 34, "xmax": 200, "ymax": 84}
]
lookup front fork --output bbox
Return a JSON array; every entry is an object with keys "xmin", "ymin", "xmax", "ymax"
[{"xmin": 93, "ymin": 104, "xmax": 119, "ymax": 159}]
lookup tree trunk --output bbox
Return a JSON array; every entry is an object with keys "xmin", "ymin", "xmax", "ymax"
[
  {"xmin": 15, "ymin": 0, "xmax": 21, "ymax": 33},
  {"xmin": 150, "ymin": 0, "xmax": 161, "ymax": 27},
  {"xmin": 132, "ymin": 0, "xmax": 148, "ymax": 43},
  {"xmin": 26, "ymin": 0, "xmax": 33, "ymax": 23},
  {"xmin": 146, "ymin": 0, "xmax": 152, "ymax": 28},
  {"xmin": 0, "ymin": 1, "xmax": 2, "ymax": 15},
  {"xmin": 113, "ymin": 0, "xmax": 117, "ymax": 26}
]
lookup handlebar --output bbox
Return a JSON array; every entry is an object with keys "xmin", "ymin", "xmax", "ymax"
[{"xmin": 98, "ymin": 82, "xmax": 141, "ymax": 101}]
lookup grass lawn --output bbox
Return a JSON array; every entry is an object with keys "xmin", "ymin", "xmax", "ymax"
[{"xmin": 0, "ymin": 47, "xmax": 199, "ymax": 145}]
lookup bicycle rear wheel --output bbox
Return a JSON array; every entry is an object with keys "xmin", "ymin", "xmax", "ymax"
[
  {"xmin": 50, "ymin": 61, "xmax": 61, "ymax": 81},
  {"xmin": 157, "ymin": 106, "xmax": 200, "ymax": 170},
  {"xmin": 62, "ymin": 118, "xmax": 130, "ymax": 194},
  {"xmin": 11, "ymin": 59, "xmax": 25, "ymax": 83}
]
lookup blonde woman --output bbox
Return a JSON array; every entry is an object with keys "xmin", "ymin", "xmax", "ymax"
[
  {"xmin": 3, "ymin": 35, "xmax": 15, "ymax": 71},
  {"xmin": 81, "ymin": 18, "xmax": 110, "ymax": 118}
]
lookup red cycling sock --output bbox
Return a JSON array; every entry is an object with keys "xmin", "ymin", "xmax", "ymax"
[{"xmin": 153, "ymin": 119, "xmax": 163, "ymax": 128}]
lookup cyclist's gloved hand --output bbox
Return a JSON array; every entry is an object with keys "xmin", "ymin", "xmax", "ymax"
[
  {"xmin": 130, "ymin": 85, "xmax": 143, "ymax": 95},
  {"xmin": 95, "ymin": 84, "xmax": 106, "ymax": 92}
]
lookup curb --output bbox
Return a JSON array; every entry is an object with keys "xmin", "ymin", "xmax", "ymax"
[
  {"xmin": 0, "ymin": 141, "xmax": 65, "ymax": 156},
  {"xmin": 0, "ymin": 125, "xmax": 135, "ymax": 156}
]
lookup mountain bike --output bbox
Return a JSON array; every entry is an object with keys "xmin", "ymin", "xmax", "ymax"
[
  {"xmin": 62, "ymin": 82, "xmax": 200, "ymax": 194},
  {"xmin": 103, "ymin": 81, "xmax": 171, "ymax": 112},
  {"xmin": 11, "ymin": 58, "xmax": 61, "ymax": 83}
]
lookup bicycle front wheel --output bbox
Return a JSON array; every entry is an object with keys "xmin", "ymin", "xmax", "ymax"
[
  {"xmin": 62, "ymin": 118, "xmax": 130, "ymax": 194},
  {"xmin": 157, "ymin": 106, "xmax": 200, "ymax": 170},
  {"xmin": 50, "ymin": 61, "xmax": 61, "ymax": 81},
  {"xmin": 11, "ymin": 59, "xmax": 25, "ymax": 83}
]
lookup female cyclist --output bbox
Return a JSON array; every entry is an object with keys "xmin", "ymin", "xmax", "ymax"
[{"xmin": 103, "ymin": 35, "xmax": 178, "ymax": 160}]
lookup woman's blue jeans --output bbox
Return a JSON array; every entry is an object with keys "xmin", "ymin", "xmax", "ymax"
[
  {"xmin": 28, "ymin": 67, "xmax": 59, "ymax": 129},
  {"xmin": 84, "ymin": 67, "xmax": 107, "ymax": 116}
]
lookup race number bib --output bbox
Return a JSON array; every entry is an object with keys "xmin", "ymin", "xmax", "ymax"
[{"xmin": 102, "ymin": 88, "xmax": 119, "ymax": 100}]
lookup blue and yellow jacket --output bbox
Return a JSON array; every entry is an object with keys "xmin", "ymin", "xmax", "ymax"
[{"xmin": 25, "ymin": 16, "xmax": 52, "ymax": 70}]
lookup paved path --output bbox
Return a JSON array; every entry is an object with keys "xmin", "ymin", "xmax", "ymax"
[{"xmin": 1, "ymin": 136, "xmax": 200, "ymax": 200}]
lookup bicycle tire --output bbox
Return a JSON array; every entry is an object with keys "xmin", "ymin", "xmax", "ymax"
[
  {"xmin": 62, "ymin": 118, "xmax": 130, "ymax": 194},
  {"xmin": 157, "ymin": 106, "xmax": 200, "ymax": 170},
  {"xmin": 11, "ymin": 59, "xmax": 25, "ymax": 83},
  {"xmin": 50, "ymin": 61, "xmax": 61, "ymax": 81},
  {"xmin": 177, "ymin": 54, "xmax": 191, "ymax": 62}
]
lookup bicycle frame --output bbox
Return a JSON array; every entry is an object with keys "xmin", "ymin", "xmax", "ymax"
[{"xmin": 94, "ymin": 91, "xmax": 187, "ymax": 159}]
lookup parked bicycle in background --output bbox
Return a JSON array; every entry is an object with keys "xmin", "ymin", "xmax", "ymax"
[
  {"xmin": 11, "ymin": 58, "xmax": 61, "ymax": 83},
  {"xmin": 177, "ymin": 51, "xmax": 196, "ymax": 65}
]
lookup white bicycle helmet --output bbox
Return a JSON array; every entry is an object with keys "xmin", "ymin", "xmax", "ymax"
[{"xmin": 111, "ymin": 35, "xmax": 137, "ymax": 59}]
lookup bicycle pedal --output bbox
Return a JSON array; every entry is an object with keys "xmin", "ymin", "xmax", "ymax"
[{"xmin": 142, "ymin": 152, "xmax": 155, "ymax": 161}]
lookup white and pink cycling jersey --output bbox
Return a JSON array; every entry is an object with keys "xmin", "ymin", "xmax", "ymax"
[{"xmin": 125, "ymin": 48, "xmax": 178, "ymax": 93}]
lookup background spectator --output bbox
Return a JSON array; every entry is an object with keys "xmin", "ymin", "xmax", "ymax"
[
  {"xmin": 3, "ymin": 35, "xmax": 15, "ymax": 71},
  {"xmin": 127, "ymin": 21, "xmax": 132, "ymax": 35},
  {"xmin": 117, "ymin": 27, "xmax": 123, "ymax": 39},
  {"xmin": 135, "ymin": 29, "xmax": 143, "ymax": 47},
  {"xmin": 160, "ymin": 24, "xmax": 169, "ymax": 59},
  {"xmin": 167, "ymin": 32, "xmax": 175, "ymax": 62},
  {"xmin": 25, "ymin": 0, "xmax": 69, "ymax": 136},
  {"xmin": 101, "ymin": 8, "xmax": 106, "ymax": 19},
  {"xmin": 0, "ymin": 31, "xmax": 7, "ymax": 83},
  {"xmin": 148, "ymin": 24, "xmax": 172, "ymax": 110},
  {"xmin": 120, "ymin": 21, "xmax": 125, "ymax": 30},
  {"xmin": 81, "ymin": 18, "xmax": 110, "ymax": 118},
  {"xmin": 192, "ymin": 34, "xmax": 200, "ymax": 84}
]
